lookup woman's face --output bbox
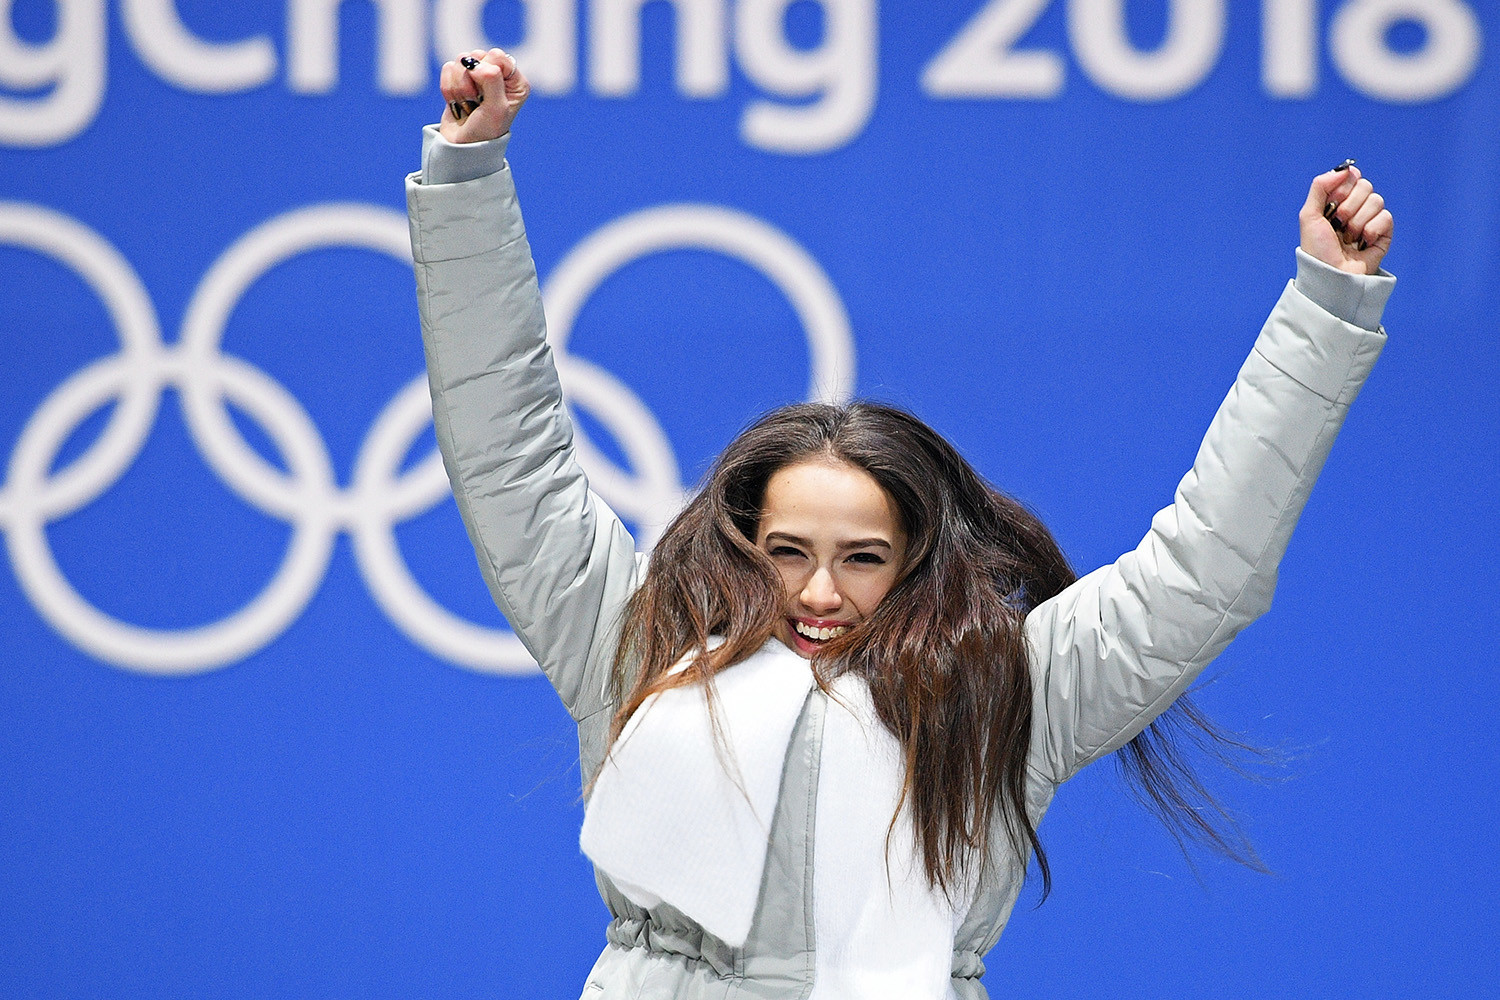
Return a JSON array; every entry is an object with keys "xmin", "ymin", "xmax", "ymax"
[{"xmin": 754, "ymin": 458, "xmax": 908, "ymax": 658}]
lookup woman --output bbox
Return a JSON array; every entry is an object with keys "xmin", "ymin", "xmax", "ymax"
[{"xmin": 408, "ymin": 50, "xmax": 1395, "ymax": 1000}]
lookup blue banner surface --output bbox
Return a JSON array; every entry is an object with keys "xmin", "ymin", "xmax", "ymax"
[{"xmin": 3, "ymin": 2, "xmax": 1497, "ymax": 996}]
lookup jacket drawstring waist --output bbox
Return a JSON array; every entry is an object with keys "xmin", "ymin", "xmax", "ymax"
[
  {"xmin": 950, "ymin": 949, "xmax": 986, "ymax": 980},
  {"xmin": 606, "ymin": 916, "xmax": 740, "ymax": 979}
]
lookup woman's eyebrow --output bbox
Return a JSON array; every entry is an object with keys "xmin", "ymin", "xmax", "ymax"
[
  {"xmin": 763, "ymin": 531, "xmax": 891, "ymax": 551},
  {"xmin": 763, "ymin": 531, "xmax": 811, "ymax": 547},
  {"xmin": 839, "ymin": 538, "xmax": 893, "ymax": 551}
]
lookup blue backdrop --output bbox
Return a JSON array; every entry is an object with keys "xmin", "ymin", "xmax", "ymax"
[{"xmin": 2, "ymin": 1, "xmax": 1497, "ymax": 996}]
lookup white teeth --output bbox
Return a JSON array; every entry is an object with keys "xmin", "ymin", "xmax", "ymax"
[{"xmin": 794, "ymin": 621, "xmax": 849, "ymax": 641}]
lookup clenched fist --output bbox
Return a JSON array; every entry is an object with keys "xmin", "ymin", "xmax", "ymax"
[
  {"xmin": 1300, "ymin": 164, "xmax": 1394, "ymax": 275},
  {"xmin": 439, "ymin": 48, "xmax": 530, "ymax": 145}
]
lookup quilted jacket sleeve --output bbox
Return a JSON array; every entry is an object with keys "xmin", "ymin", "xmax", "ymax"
[
  {"xmin": 406, "ymin": 138, "xmax": 641, "ymax": 723},
  {"xmin": 1025, "ymin": 276, "xmax": 1388, "ymax": 784}
]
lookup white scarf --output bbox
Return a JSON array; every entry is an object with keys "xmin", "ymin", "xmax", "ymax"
[{"xmin": 580, "ymin": 638, "xmax": 964, "ymax": 999}]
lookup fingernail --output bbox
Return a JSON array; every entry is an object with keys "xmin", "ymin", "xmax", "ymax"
[
  {"xmin": 1356, "ymin": 238, "xmax": 1368, "ymax": 252},
  {"xmin": 1324, "ymin": 201, "xmax": 1338, "ymax": 219},
  {"xmin": 1333, "ymin": 158, "xmax": 1357, "ymax": 172},
  {"xmin": 461, "ymin": 56, "xmax": 479, "ymax": 70}
]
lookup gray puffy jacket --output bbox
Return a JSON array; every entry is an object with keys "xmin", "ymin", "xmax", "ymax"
[{"xmin": 406, "ymin": 135, "xmax": 1391, "ymax": 999}]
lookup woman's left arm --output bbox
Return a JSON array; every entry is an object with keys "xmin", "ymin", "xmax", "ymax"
[{"xmin": 1025, "ymin": 167, "xmax": 1395, "ymax": 785}]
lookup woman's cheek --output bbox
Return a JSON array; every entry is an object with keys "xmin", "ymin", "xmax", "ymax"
[{"xmin": 850, "ymin": 571, "xmax": 896, "ymax": 615}]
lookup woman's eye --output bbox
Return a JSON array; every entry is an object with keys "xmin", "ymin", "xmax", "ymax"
[
  {"xmin": 769, "ymin": 546, "xmax": 804, "ymax": 558},
  {"xmin": 847, "ymin": 552, "xmax": 885, "ymax": 565}
]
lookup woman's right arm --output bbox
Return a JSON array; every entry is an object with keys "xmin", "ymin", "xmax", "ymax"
[{"xmin": 406, "ymin": 51, "xmax": 643, "ymax": 721}]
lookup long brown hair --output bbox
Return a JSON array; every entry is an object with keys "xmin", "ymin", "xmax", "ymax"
[{"xmin": 609, "ymin": 401, "xmax": 1259, "ymax": 900}]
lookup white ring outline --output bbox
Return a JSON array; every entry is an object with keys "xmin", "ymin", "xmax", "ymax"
[
  {"xmin": 8, "ymin": 353, "xmax": 339, "ymax": 672},
  {"xmin": 545, "ymin": 204, "xmax": 856, "ymax": 406}
]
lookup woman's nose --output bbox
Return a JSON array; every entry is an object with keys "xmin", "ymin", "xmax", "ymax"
[{"xmin": 799, "ymin": 567, "xmax": 842, "ymax": 614}]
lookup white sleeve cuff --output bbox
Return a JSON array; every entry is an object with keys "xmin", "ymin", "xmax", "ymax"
[
  {"xmin": 418, "ymin": 124, "xmax": 511, "ymax": 186},
  {"xmin": 1293, "ymin": 247, "xmax": 1396, "ymax": 332}
]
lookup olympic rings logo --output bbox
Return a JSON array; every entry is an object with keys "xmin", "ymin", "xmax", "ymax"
[{"xmin": 0, "ymin": 201, "xmax": 854, "ymax": 677}]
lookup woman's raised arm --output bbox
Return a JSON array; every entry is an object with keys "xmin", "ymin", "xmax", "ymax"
[
  {"xmin": 407, "ymin": 51, "xmax": 643, "ymax": 722},
  {"xmin": 1024, "ymin": 167, "xmax": 1395, "ymax": 785}
]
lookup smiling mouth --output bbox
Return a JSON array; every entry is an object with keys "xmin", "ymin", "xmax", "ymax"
[{"xmin": 791, "ymin": 620, "xmax": 851, "ymax": 642}]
